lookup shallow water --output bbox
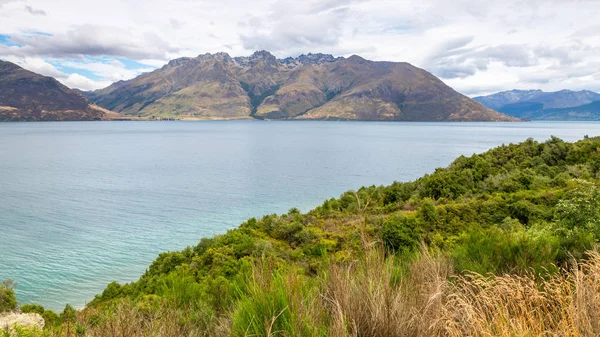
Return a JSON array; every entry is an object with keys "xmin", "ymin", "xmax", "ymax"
[{"xmin": 1, "ymin": 120, "xmax": 598, "ymax": 310}]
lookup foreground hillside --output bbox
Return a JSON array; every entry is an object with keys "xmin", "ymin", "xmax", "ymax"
[
  {"xmin": 0, "ymin": 61, "xmax": 108, "ymax": 121},
  {"xmin": 3, "ymin": 135, "xmax": 600, "ymax": 336},
  {"xmin": 474, "ymin": 89, "xmax": 600, "ymax": 120},
  {"xmin": 86, "ymin": 51, "xmax": 516, "ymax": 121}
]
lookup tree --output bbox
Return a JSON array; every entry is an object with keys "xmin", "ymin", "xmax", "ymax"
[
  {"xmin": 418, "ymin": 198, "xmax": 438, "ymax": 228},
  {"xmin": 382, "ymin": 215, "xmax": 419, "ymax": 252},
  {"xmin": 0, "ymin": 279, "xmax": 17, "ymax": 312},
  {"xmin": 555, "ymin": 180, "xmax": 600, "ymax": 231}
]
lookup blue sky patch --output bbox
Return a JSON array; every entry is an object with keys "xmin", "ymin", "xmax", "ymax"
[
  {"xmin": 0, "ymin": 35, "xmax": 22, "ymax": 47},
  {"xmin": 117, "ymin": 57, "xmax": 155, "ymax": 70},
  {"xmin": 24, "ymin": 31, "xmax": 53, "ymax": 37},
  {"xmin": 384, "ymin": 25, "xmax": 413, "ymax": 33},
  {"xmin": 48, "ymin": 58, "xmax": 102, "ymax": 80}
]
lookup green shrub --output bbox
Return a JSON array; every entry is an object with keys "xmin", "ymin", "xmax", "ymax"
[
  {"xmin": 41, "ymin": 310, "xmax": 59, "ymax": 328},
  {"xmin": 382, "ymin": 215, "xmax": 419, "ymax": 253},
  {"xmin": 451, "ymin": 221, "xmax": 561, "ymax": 274},
  {"xmin": 0, "ymin": 279, "xmax": 17, "ymax": 312},
  {"xmin": 20, "ymin": 304, "xmax": 44, "ymax": 315},
  {"xmin": 231, "ymin": 263, "xmax": 325, "ymax": 337}
]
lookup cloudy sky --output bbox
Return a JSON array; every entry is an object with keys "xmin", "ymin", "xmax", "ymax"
[{"xmin": 0, "ymin": 0, "xmax": 599, "ymax": 96}]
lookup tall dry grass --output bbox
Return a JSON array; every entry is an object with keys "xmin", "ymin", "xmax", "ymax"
[
  {"xmin": 443, "ymin": 251, "xmax": 600, "ymax": 337},
  {"xmin": 21, "ymin": 249, "xmax": 600, "ymax": 337},
  {"xmin": 323, "ymin": 247, "xmax": 450, "ymax": 337},
  {"xmin": 39, "ymin": 300, "xmax": 229, "ymax": 337},
  {"xmin": 322, "ymin": 246, "xmax": 600, "ymax": 337}
]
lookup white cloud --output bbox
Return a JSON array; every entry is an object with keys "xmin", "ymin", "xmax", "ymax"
[
  {"xmin": 4, "ymin": 56, "xmax": 64, "ymax": 78},
  {"xmin": 56, "ymin": 59, "xmax": 153, "ymax": 83},
  {"xmin": 61, "ymin": 73, "xmax": 111, "ymax": 91},
  {"xmin": 0, "ymin": 0, "xmax": 598, "ymax": 95},
  {"xmin": 24, "ymin": 5, "xmax": 46, "ymax": 16},
  {"xmin": 0, "ymin": 55, "xmax": 115, "ymax": 90}
]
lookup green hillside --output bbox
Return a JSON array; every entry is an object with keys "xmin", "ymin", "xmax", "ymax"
[{"xmin": 3, "ymin": 135, "xmax": 600, "ymax": 336}]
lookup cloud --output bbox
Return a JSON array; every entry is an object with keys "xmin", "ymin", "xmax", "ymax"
[
  {"xmin": 0, "ymin": 55, "xmax": 110, "ymax": 90},
  {"xmin": 0, "ymin": 54, "xmax": 148, "ymax": 90},
  {"xmin": 3, "ymin": 56, "xmax": 64, "ymax": 78},
  {"xmin": 6, "ymin": 25, "xmax": 179, "ymax": 60},
  {"xmin": 0, "ymin": 0, "xmax": 598, "ymax": 96},
  {"xmin": 61, "ymin": 73, "xmax": 111, "ymax": 91},
  {"xmin": 239, "ymin": 0, "xmax": 360, "ymax": 56},
  {"xmin": 0, "ymin": 0, "xmax": 17, "ymax": 7},
  {"xmin": 24, "ymin": 5, "xmax": 46, "ymax": 15},
  {"xmin": 56, "ymin": 58, "xmax": 154, "ymax": 82},
  {"xmin": 425, "ymin": 42, "xmax": 540, "ymax": 80}
]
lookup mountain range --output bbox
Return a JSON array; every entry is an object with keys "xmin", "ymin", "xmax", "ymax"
[
  {"xmin": 0, "ymin": 52, "xmax": 521, "ymax": 122},
  {"xmin": 474, "ymin": 89, "xmax": 600, "ymax": 120},
  {"xmin": 83, "ymin": 51, "xmax": 515, "ymax": 121},
  {"xmin": 0, "ymin": 60, "xmax": 109, "ymax": 121}
]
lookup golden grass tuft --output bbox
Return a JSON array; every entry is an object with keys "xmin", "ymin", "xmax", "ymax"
[
  {"xmin": 20, "ymin": 249, "xmax": 600, "ymax": 336},
  {"xmin": 321, "ymin": 247, "xmax": 600, "ymax": 337},
  {"xmin": 442, "ymin": 251, "xmax": 600, "ymax": 337}
]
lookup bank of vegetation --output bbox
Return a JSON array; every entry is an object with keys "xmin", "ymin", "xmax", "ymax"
[{"xmin": 2, "ymin": 135, "xmax": 600, "ymax": 336}]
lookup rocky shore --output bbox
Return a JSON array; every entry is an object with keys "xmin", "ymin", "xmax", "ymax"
[{"xmin": 0, "ymin": 312, "xmax": 45, "ymax": 331}]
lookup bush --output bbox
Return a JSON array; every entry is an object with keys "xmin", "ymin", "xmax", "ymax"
[
  {"xmin": 0, "ymin": 279, "xmax": 17, "ymax": 312},
  {"xmin": 20, "ymin": 303, "xmax": 45, "ymax": 315},
  {"xmin": 42, "ymin": 309, "xmax": 60, "ymax": 328},
  {"xmin": 382, "ymin": 215, "xmax": 419, "ymax": 253},
  {"xmin": 451, "ymin": 221, "xmax": 561, "ymax": 274}
]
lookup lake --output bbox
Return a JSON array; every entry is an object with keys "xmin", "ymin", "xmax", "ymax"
[{"xmin": 1, "ymin": 121, "xmax": 599, "ymax": 310}]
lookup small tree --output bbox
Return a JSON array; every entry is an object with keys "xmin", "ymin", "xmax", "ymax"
[
  {"xmin": 0, "ymin": 279, "xmax": 17, "ymax": 312},
  {"xmin": 418, "ymin": 198, "xmax": 438, "ymax": 228}
]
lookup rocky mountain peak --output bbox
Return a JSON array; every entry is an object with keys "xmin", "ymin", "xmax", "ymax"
[
  {"xmin": 166, "ymin": 57, "xmax": 197, "ymax": 68},
  {"xmin": 280, "ymin": 53, "xmax": 340, "ymax": 67},
  {"xmin": 196, "ymin": 52, "xmax": 233, "ymax": 62},
  {"xmin": 233, "ymin": 50, "xmax": 279, "ymax": 69},
  {"xmin": 84, "ymin": 51, "xmax": 517, "ymax": 122},
  {"xmin": 249, "ymin": 50, "xmax": 276, "ymax": 60},
  {"xmin": 347, "ymin": 55, "xmax": 367, "ymax": 63}
]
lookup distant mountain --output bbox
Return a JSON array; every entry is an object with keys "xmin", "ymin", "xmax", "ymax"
[
  {"xmin": 474, "ymin": 89, "xmax": 600, "ymax": 120},
  {"xmin": 521, "ymin": 101, "xmax": 600, "ymax": 121},
  {"xmin": 86, "ymin": 51, "xmax": 516, "ymax": 121},
  {"xmin": 0, "ymin": 60, "xmax": 107, "ymax": 121}
]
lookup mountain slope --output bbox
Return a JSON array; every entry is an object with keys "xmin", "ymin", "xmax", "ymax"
[
  {"xmin": 0, "ymin": 60, "xmax": 106, "ymax": 121},
  {"xmin": 474, "ymin": 89, "xmax": 600, "ymax": 120},
  {"xmin": 525, "ymin": 100, "xmax": 600, "ymax": 120},
  {"xmin": 87, "ymin": 51, "xmax": 517, "ymax": 121}
]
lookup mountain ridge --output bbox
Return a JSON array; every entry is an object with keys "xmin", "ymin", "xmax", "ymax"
[
  {"xmin": 85, "ymin": 51, "xmax": 517, "ymax": 121},
  {"xmin": 474, "ymin": 89, "xmax": 600, "ymax": 120},
  {"xmin": 0, "ymin": 60, "xmax": 107, "ymax": 121}
]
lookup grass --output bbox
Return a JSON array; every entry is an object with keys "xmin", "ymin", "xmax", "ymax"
[{"xmin": 6, "ymin": 245, "xmax": 600, "ymax": 336}]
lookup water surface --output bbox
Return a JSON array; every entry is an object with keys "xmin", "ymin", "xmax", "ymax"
[{"xmin": 1, "ymin": 121, "xmax": 598, "ymax": 310}]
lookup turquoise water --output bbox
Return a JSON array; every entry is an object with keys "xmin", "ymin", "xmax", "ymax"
[{"xmin": 1, "ymin": 121, "xmax": 599, "ymax": 311}]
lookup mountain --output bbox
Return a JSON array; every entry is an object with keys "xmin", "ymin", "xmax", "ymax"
[
  {"xmin": 524, "ymin": 101, "xmax": 600, "ymax": 120},
  {"xmin": 86, "ymin": 51, "xmax": 516, "ymax": 121},
  {"xmin": 474, "ymin": 89, "xmax": 600, "ymax": 120},
  {"xmin": 0, "ymin": 60, "xmax": 108, "ymax": 121}
]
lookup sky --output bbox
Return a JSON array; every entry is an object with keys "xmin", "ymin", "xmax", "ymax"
[{"xmin": 0, "ymin": 0, "xmax": 599, "ymax": 96}]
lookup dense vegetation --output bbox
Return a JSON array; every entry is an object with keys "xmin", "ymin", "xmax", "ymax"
[
  {"xmin": 0, "ymin": 280, "xmax": 17, "ymax": 313},
  {"xmin": 3, "ymin": 135, "xmax": 600, "ymax": 336}
]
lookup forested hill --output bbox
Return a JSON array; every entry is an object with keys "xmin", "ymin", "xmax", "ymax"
[{"xmin": 6, "ymin": 135, "xmax": 600, "ymax": 336}]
